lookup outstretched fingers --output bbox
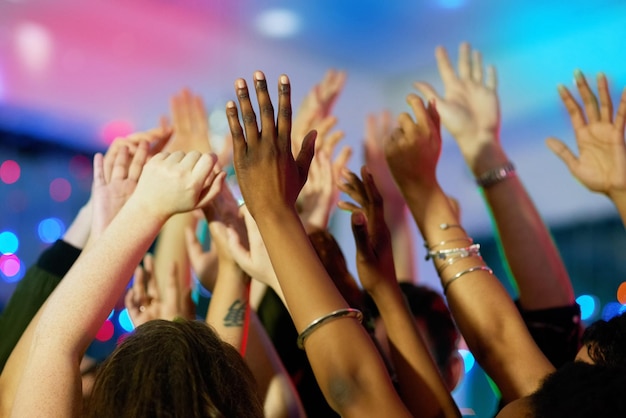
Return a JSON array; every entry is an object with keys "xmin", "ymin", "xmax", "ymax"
[
  {"xmin": 574, "ymin": 70, "xmax": 600, "ymax": 123},
  {"xmin": 545, "ymin": 137, "xmax": 579, "ymax": 173},
  {"xmin": 596, "ymin": 73, "xmax": 614, "ymax": 123},
  {"xmin": 235, "ymin": 78, "xmax": 259, "ymax": 147},
  {"xmin": 558, "ymin": 84, "xmax": 587, "ymax": 131},
  {"xmin": 277, "ymin": 74, "xmax": 293, "ymax": 155}
]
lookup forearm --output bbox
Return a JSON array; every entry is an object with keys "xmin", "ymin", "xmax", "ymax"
[
  {"xmin": 370, "ymin": 281, "xmax": 459, "ymax": 418},
  {"xmin": 471, "ymin": 143, "xmax": 573, "ymax": 309},
  {"xmin": 245, "ymin": 311, "xmax": 306, "ymax": 418},
  {"xmin": 206, "ymin": 261, "xmax": 250, "ymax": 352},
  {"xmin": 384, "ymin": 203, "xmax": 417, "ymax": 282},
  {"xmin": 154, "ymin": 212, "xmax": 194, "ymax": 295},
  {"xmin": 255, "ymin": 208, "xmax": 408, "ymax": 416},
  {"xmin": 402, "ymin": 183, "xmax": 554, "ymax": 401},
  {"xmin": 62, "ymin": 202, "xmax": 92, "ymax": 249},
  {"xmin": 11, "ymin": 199, "xmax": 166, "ymax": 416}
]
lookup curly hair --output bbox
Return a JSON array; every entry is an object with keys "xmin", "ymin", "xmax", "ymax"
[{"xmin": 581, "ymin": 312, "xmax": 626, "ymax": 368}]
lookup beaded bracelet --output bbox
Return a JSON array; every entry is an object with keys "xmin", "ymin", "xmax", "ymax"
[
  {"xmin": 297, "ymin": 308, "xmax": 363, "ymax": 350},
  {"xmin": 442, "ymin": 265, "xmax": 493, "ymax": 294}
]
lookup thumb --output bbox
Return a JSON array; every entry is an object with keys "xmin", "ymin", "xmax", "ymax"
[
  {"xmin": 546, "ymin": 137, "xmax": 578, "ymax": 171},
  {"xmin": 413, "ymin": 82, "xmax": 443, "ymax": 104},
  {"xmin": 296, "ymin": 130, "xmax": 318, "ymax": 183}
]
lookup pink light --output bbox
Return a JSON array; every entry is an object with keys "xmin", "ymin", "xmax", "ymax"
[
  {"xmin": 0, "ymin": 160, "xmax": 21, "ymax": 184},
  {"xmin": 95, "ymin": 319, "xmax": 115, "ymax": 342},
  {"xmin": 0, "ymin": 254, "xmax": 21, "ymax": 277},
  {"xmin": 101, "ymin": 120, "xmax": 134, "ymax": 145},
  {"xmin": 69, "ymin": 155, "xmax": 92, "ymax": 180},
  {"xmin": 49, "ymin": 178, "xmax": 72, "ymax": 202}
]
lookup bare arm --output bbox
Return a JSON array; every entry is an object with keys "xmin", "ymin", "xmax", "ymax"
[
  {"xmin": 226, "ymin": 72, "xmax": 410, "ymax": 418},
  {"xmin": 10, "ymin": 151, "xmax": 223, "ymax": 417},
  {"xmin": 546, "ymin": 71, "xmax": 626, "ymax": 227},
  {"xmin": 384, "ymin": 94, "xmax": 555, "ymax": 403},
  {"xmin": 415, "ymin": 42, "xmax": 573, "ymax": 309},
  {"xmin": 339, "ymin": 166, "xmax": 460, "ymax": 418}
]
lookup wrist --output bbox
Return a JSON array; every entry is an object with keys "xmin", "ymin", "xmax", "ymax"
[{"xmin": 458, "ymin": 137, "xmax": 508, "ymax": 175}]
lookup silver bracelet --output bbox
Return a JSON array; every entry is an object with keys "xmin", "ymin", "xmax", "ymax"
[
  {"xmin": 476, "ymin": 162, "xmax": 516, "ymax": 188},
  {"xmin": 436, "ymin": 251, "xmax": 482, "ymax": 275},
  {"xmin": 297, "ymin": 308, "xmax": 363, "ymax": 350},
  {"xmin": 426, "ymin": 243, "xmax": 481, "ymax": 261},
  {"xmin": 442, "ymin": 265, "xmax": 493, "ymax": 294},
  {"xmin": 425, "ymin": 237, "xmax": 473, "ymax": 250}
]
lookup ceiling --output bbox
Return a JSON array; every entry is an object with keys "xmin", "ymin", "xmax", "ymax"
[{"xmin": 1, "ymin": 0, "xmax": 625, "ymax": 232}]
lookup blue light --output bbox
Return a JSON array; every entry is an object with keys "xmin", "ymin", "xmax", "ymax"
[
  {"xmin": 437, "ymin": 0, "xmax": 466, "ymax": 9},
  {"xmin": 601, "ymin": 302, "xmax": 623, "ymax": 321},
  {"xmin": 118, "ymin": 308, "xmax": 135, "ymax": 332},
  {"xmin": 458, "ymin": 349, "xmax": 475, "ymax": 373},
  {"xmin": 0, "ymin": 231, "xmax": 19, "ymax": 254},
  {"xmin": 576, "ymin": 294, "xmax": 598, "ymax": 321},
  {"xmin": 37, "ymin": 218, "xmax": 66, "ymax": 243},
  {"xmin": 107, "ymin": 309, "xmax": 115, "ymax": 320}
]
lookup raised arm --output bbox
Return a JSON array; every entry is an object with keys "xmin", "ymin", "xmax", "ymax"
[
  {"xmin": 546, "ymin": 71, "xmax": 626, "ymax": 227},
  {"xmin": 10, "ymin": 151, "xmax": 223, "ymax": 417},
  {"xmin": 226, "ymin": 71, "xmax": 410, "ymax": 417},
  {"xmin": 415, "ymin": 42, "xmax": 574, "ymax": 310},
  {"xmin": 384, "ymin": 94, "xmax": 554, "ymax": 403},
  {"xmin": 364, "ymin": 111, "xmax": 417, "ymax": 281},
  {"xmin": 339, "ymin": 166, "xmax": 460, "ymax": 418}
]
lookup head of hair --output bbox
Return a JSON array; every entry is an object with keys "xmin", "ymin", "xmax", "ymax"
[
  {"xmin": 363, "ymin": 283, "xmax": 459, "ymax": 370},
  {"xmin": 87, "ymin": 319, "xmax": 263, "ymax": 418},
  {"xmin": 530, "ymin": 361, "xmax": 626, "ymax": 417},
  {"xmin": 581, "ymin": 312, "xmax": 626, "ymax": 368}
]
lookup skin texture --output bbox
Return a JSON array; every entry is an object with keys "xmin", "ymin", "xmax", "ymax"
[
  {"xmin": 225, "ymin": 71, "xmax": 410, "ymax": 417},
  {"xmin": 546, "ymin": 71, "xmax": 626, "ymax": 227},
  {"xmin": 415, "ymin": 42, "xmax": 573, "ymax": 310},
  {"xmin": 339, "ymin": 166, "xmax": 460, "ymax": 418},
  {"xmin": 383, "ymin": 93, "xmax": 555, "ymax": 403},
  {"xmin": 10, "ymin": 150, "xmax": 224, "ymax": 417}
]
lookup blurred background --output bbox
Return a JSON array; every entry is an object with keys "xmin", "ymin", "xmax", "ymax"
[{"xmin": 1, "ymin": 0, "xmax": 626, "ymax": 415}]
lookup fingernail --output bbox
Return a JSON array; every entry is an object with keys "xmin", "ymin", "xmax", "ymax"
[
  {"xmin": 254, "ymin": 71, "xmax": 265, "ymax": 81},
  {"xmin": 557, "ymin": 84, "xmax": 566, "ymax": 93},
  {"xmin": 226, "ymin": 100, "xmax": 236, "ymax": 109},
  {"xmin": 353, "ymin": 212, "xmax": 365, "ymax": 225},
  {"xmin": 236, "ymin": 79, "xmax": 246, "ymax": 89},
  {"xmin": 280, "ymin": 74, "xmax": 289, "ymax": 84},
  {"xmin": 573, "ymin": 69, "xmax": 583, "ymax": 80}
]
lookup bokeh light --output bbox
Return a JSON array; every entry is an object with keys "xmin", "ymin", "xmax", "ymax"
[
  {"xmin": 255, "ymin": 9, "xmax": 301, "ymax": 38},
  {"xmin": 49, "ymin": 177, "xmax": 72, "ymax": 202},
  {"xmin": 101, "ymin": 120, "xmax": 134, "ymax": 145},
  {"xmin": 617, "ymin": 282, "xmax": 626, "ymax": 305},
  {"xmin": 95, "ymin": 319, "xmax": 115, "ymax": 342},
  {"xmin": 459, "ymin": 349, "xmax": 475, "ymax": 373},
  {"xmin": 68, "ymin": 154, "xmax": 92, "ymax": 180},
  {"xmin": 0, "ymin": 160, "xmax": 21, "ymax": 184},
  {"xmin": 576, "ymin": 294, "xmax": 599, "ymax": 321},
  {"xmin": 37, "ymin": 217, "xmax": 66, "ymax": 243},
  {"xmin": 118, "ymin": 308, "xmax": 135, "ymax": 332},
  {"xmin": 0, "ymin": 231, "xmax": 19, "ymax": 254},
  {"xmin": 601, "ymin": 302, "xmax": 623, "ymax": 321},
  {"xmin": 0, "ymin": 254, "xmax": 24, "ymax": 283}
]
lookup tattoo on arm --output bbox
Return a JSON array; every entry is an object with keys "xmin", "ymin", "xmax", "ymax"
[{"xmin": 223, "ymin": 299, "xmax": 247, "ymax": 327}]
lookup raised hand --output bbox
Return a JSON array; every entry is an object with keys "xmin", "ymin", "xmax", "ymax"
[
  {"xmin": 185, "ymin": 224, "xmax": 219, "ymax": 292},
  {"xmin": 297, "ymin": 150, "xmax": 335, "ymax": 230},
  {"xmin": 414, "ymin": 42, "xmax": 499, "ymax": 166},
  {"xmin": 226, "ymin": 205, "xmax": 284, "ymax": 303},
  {"xmin": 384, "ymin": 96, "xmax": 442, "ymax": 190},
  {"xmin": 104, "ymin": 126, "xmax": 172, "ymax": 181},
  {"xmin": 364, "ymin": 111, "xmax": 404, "ymax": 204},
  {"xmin": 292, "ymin": 69, "xmax": 346, "ymax": 156},
  {"xmin": 338, "ymin": 166, "xmax": 396, "ymax": 293},
  {"xmin": 91, "ymin": 140, "xmax": 150, "ymax": 238},
  {"xmin": 546, "ymin": 71, "xmax": 626, "ymax": 197},
  {"xmin": 125, "ymin": 254, "xmax": 184, "ymax": 327},
  {"xmin": 226, "ymin": 72, "xmax": 317, "ymax": 218},
  {"xmin": 132, "ymin": 151, "xmax": 225, "ymax": 219}
]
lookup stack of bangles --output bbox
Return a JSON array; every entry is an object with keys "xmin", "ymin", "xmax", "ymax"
[
  {"xmin": 297, "ymin": 308, "xmax": 363, "ymax": 350},
  {"xmin": 425, "ymin": 224, "xmax": 493, "ymax": 294}
]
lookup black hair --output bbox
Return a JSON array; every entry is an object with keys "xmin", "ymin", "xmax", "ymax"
[{"xmin": 581, "ymin": 311, "xmax": 626, "ymax": 368}]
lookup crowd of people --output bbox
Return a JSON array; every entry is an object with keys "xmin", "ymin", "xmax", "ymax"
[{"xmin": 1, "ymin": 41, "xmax": 625, "ymax": 417}]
